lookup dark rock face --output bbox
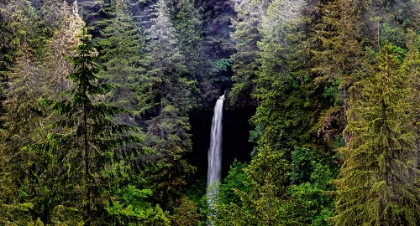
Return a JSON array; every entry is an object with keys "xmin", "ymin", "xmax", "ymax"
[{"xmin": 188, "ymin": 103, "xmax": 254, "ymax": 178}]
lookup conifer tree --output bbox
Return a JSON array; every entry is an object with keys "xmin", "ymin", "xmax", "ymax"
[
  {"xmin": 229, "ymin": 0, "xmax": 269, "ymax": 105},
  {"xmin": 40, "ymin": 0, "xmax": 71, "ymax": 31},
  {"xmin": 139, "ymin": 0, "xmax": 195, "ymax": 210},
  {"xmin": 0, "ymin": 2, "xmax": 87, "ymax": 222},
  {"xmin": 214, "ymin": 145, "xmax": 290, "ymax": 225},
  {"xmin": 0, "ymin": 41, "xmax": 53, "ymax": 224},
  {"xmin": 401, "ymin": 30, "xmax": 420, "ymax": 168},
  {"xmin": 33, "ymin": 30, "xmax": 143, "ymax": 225},
  {"xmin": 42, "ymin": 0, "xmax": 84, "ymax": 98},
  {"xmin": 96, "ymin": 0, "xmax": 146, "ymax": 115},
  {"xmin": 252, "ymin": 0, "xmax": 306, "ymax": 152},
  {"xmin": 332, "ymin": 42, "xmax": 420, "ymax": 225},
  {"xmin": 0, "ymin": 42, "xmax": 46, "ymax": 156},
  {"xmin": 170, "ymin": 0, "xmax": 204, "ymax": 101},
  {"xmin": 0, "ymin": 0, "xmax": 44, "ymax": 93},
  {"xmin": 311, "ymin": 0, "xmax": 366, "ymax": 147},
  {"xmin": 0, "ymin": 0, "xmax": 18, "ymax": 79}
]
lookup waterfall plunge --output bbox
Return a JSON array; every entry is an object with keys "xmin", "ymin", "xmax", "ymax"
[{"xmin": 207, "ymin": 95, "xmax": 224, "ymax": 221}]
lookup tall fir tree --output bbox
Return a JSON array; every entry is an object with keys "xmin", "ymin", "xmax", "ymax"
[
  {"xmin": 96, "ymin": 0, "xmax": 146, "ymax": 115},
  {"xmin": 0, "ymin": 41, "xmax": 53, "ymax": 224},
  {"xmin": 310, "ymin": 0, "xmax": 366, "ymax": 147},
  {"xmin": 169, "ymin": 0, "xmax": 205, "ymax": 103},
  {"xmin": 138, "ymin": 0, "xmax": 195, "ymax": 210},
  {"xmin": 0, "ymin": 0, "xmax": 46, "ymax": 126},
  {"xmin": 41, "ymin": 0, "xmax": 85, "ymax": 98},
  {"xmin": 0, "ymin": 2, "xmax": 86, "ymax": 223},
  {"xmin": 0, "ymin": 41, "xmax": 46, "ymax": 158},
  {"xmin": 229, "ymin": 0, "xmax": 270, "ymax": 106},
  {"xmin": 401, "ymin": 29, "xmax": 420, "ymax": 168},
  {"xmin": 252, "ymin": 0, "xmax": 306, "ymax": 153},
  {"xmin": 31, "ymin": 30, "xmax": 143, "ymax": 225},
  {"xmin": 331, "ymin": 42, "xmax": 420, "ymax": 225}
]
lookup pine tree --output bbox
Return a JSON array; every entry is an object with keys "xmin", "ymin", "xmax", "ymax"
[
  {"xmin": 32, "ymin": 30, "xmax": 143, "ymax": 225},
  {"xmin": 0, "ymin": 0, "xmax": 45, "ymax": 99},
  {"xmin": 0, "ymin": 2, "xmax": 87, "ymax": 222},
  {"xmin": 0, "ymin": 41, "xmax": 52, "ymax": 224},
  {"xmin": 0, "ymin": 44, "xmax": 52, "ymax": 221},
  {"xmin": 139, "ymin": 0, "xmax": 195, "ymax": 210},
  {"xmin": 401, "ymin": 29, "xmax": 420, "ymax": 168},
  {"xmin": 214, "ymin": 145, "xmax": 290, "ymax": 226},
  {"xmin": 311, "ymin": 0, "xmax": 366, "ymax": 147},
  {"xmin": 169, "ymin": 0, "xmax": 205, "ymax": 102},
  {"xmin": 0, "ymin": 42, "xmax": 46, "ymax": 155},
  {"xmin": 229, "ymin": 0, "xmax": 269, "ymax": 106},
  {"xmin": 96, "ymin": 0, "xmax": 146, "ymax": 115},
  {"xmin": 41, "ymin": 0, "xmax": 84, "ymax": 99},
  {"xmin": 40, "ymin": 0, "xmax": 70, "ymax": 31},
  {"xmin": 252, "ymin": 0, "xmax": 306, "ymax": 152},
  {"xmin": 331, "ymin": 42, "xmax": 420, "ymax": 225}
]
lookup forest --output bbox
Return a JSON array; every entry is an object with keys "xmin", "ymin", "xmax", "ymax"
[{"xmin": 1, "ymin": 0, "xmax": 420, "ymax": 225}]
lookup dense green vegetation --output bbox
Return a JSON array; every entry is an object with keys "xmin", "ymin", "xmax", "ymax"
[{"xmin": 1, "ymin": 0, "xmax": 420, "ymax": 225}]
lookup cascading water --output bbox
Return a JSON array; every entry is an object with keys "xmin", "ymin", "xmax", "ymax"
[{"xmin": 207, "ymin": 95, "xmax": 224, "ymax": 222}]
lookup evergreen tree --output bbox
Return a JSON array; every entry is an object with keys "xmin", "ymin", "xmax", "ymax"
[
  {"xmin": 331, "ymin": 42, "xmax": 420, "ymax": 225},
  {"xmin": 0, "ymin": 41, "xmax": 51, "ymax": 224},
  {"xmin": 311, "ymin": 0, "xmax": 366, "ymax": 147},
  {"xmin": 402, "ymin": 30, "xmax": 420, "ymax": 168},
  {"xmin": 139, "ymin": 0, "xmax": 195, "ymax": 210},
  {"xmin": 0, "ymin": 3, "xmax": 86, "ymax": 222},
  {"xmin": 169, "ymin": 0, "xmax": 205, "ymax": 103},
  {"xmin": 218, "ymin": 159, "xmax": 249, "ymax": 206},
  {"xmin": 41, "ymin": 0, "xmax": 84, "ymax": 98},
  {"xmin": 229, "ymin": 0, "xmax": 269, "ymax": 106},
  {"xmin": 96, "ymin": 0, "xmax": 146, "ymax": 115},
  {"xmin": 40, "ymin": 0, "xmax": 71, "ymax": 31},
  {"xmin": 0, "ymin": 0, "xmax": 46, "ymax": 104},
  {"xmin": 171, "ymin": 196, "xmax": 201, "ymax": 226},
  {"xmin": 32, "ymin": 30, "xmax": 143, "ymax": 225},
  {"xmin": 252, "ymin": 0, "xmax": 306, "ymax": 152},
  {"xmin": 0, "ymin": 0, "xmax": 18, "ymax": 79},
  {"xmin": 287, "ymin": 147, "xmax": 338, "ymax": 225},
  {"xmin": 214, "ymin": 145, "xmax": 290, "ymax": 225},
  {"xmin": 0, "ymin": 42, "xmax": 46, "ymax": 158}
]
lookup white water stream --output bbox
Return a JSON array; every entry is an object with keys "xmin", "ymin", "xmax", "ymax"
[{"xmin": 207, "ymin": 95, "xmax": 224, "ymax": 222}]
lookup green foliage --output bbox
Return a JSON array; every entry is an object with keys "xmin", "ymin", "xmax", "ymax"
[
  {"xmin": 106, "ymin": 185, "xmax": 170, "ymax": 225},
  {"xmin": 322, "ymin": 78, "xmax": 341, "ymax": 106},
  {"xmin": 380, "ymin": 22, "xmax": 407, "ymax": 48},
  {"xmin": 169, "ymin": 0, "xmax": 205, "ymax": 102},
  {"xmin": 403, "ymin": 29, "xmax": 420, "ymax": 168},
  {"xmin": 0, "ymin": 0, "xmax": 48, "ymax": 75},
  {"xmin": 287, "ymin": 147, "xmax": 338, "ymax": 225},
  {"xmin": 25, "ymin": 30, "xmax": 144, "ymax": 224},
  {"xmin": 2, "ymin": 1, "xmax": 420, "ymax": 225},
  {"xmin": 171, "ymin": 196, "xmax": 201, "ymax": 226},
  {"xmin": 95, "ymin": 0, "xmax": 146, "ymax": 116},
  {"xmin": 215, "ymin": 145, "xmax": 290, "ymax": 225},
  {"xmin": 51, "ymin": 205, "xmax": 84, "ymax": 226},
  {"xmin": 290, "ymin": 147, "xmax": 317, "ymax": 184},
  {"xmin": 208, "ymin": 58, "xmax": 230, "ymax": 82},
  {"xmin": 137, "ymin": 0, "xmax": 196, "ymax": 210},
  {"xmin": 218, "ymin": 159, "xmax": 249, "ymax": 205},
  {"xmin": 251, "ymin": 0, "xmax": 328, "ymax": 156},
  {"xmin": 331, "ymin": 42, "xmax": 420, "ymax": 225},
  {"xmin": 229, "ymin": 0, "xmax": 269, "ymax": 105}
]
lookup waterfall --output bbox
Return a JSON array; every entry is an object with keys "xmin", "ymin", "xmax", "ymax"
[{"xmin": 207, "ymin": 95, "xmax": 224, "ymax": 222}]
